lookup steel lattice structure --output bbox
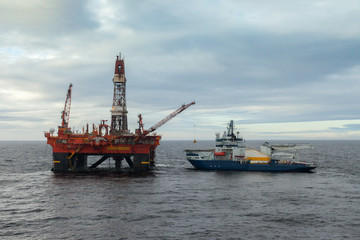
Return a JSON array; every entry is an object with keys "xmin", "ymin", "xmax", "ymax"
[{"xmin": 110, "ymin": 55, "xmax": 128, "ymax": 134}]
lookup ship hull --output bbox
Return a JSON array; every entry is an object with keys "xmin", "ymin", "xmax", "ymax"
[{"xmin": 188, "ymin": 160, "xmax": 316, "ymax": 172}]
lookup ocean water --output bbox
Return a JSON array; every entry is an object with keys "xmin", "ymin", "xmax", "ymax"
[{"xmin": 0, "ymin": 140, "xmax": 359, "ymax": 240}]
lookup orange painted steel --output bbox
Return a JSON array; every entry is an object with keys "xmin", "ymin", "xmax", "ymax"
[
  {"xmin": 44, "ymin": 54, "xmax": 194, "ymax": 171},
  {"xmin": 45, "ymin": 130, "xmax": 161, "ymax": 155}
]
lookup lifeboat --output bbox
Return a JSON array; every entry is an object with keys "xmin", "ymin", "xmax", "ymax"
[{"xmin": 214, "ymin": 151, "xmax": 225, "ymax": 156}]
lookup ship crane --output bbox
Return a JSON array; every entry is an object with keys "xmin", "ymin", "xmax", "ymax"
[
  {"xmin": 138, "ymin": 101, "xmax": 195, "ymax": 136},
  {"xmin": 61, "ymin": 83, "xmax": 73, "ymax": 129}
]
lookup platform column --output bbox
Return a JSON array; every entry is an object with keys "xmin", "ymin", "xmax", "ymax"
[
  {"xmin": 52, "ymin": 152, "xmax": 70, "ymax": 172},
  {"xmin": 133, "ymin": 154, "xmax": 150, "ymax": 171},
  {"xmin": 150, "ymin": 149, "xmax": 155, "ymax": 167},
  {"xmin": 74, "ymin": 154, "xmax": 87, "ymax": 171},
  {"xmin": 114, "ymin": 156, "xmax": 122, "ymax": 171}
]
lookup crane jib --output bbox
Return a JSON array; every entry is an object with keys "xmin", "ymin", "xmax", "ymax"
[
  {"xmin": 61, "ymin": 83, "xmax": 73, "ymax": 128},
  {"xmin": 146, "ymin": 101, "xmax": 195, "ymax": 134}
]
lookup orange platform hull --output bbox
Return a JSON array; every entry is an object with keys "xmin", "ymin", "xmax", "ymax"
[{"xmin": 45, "ymin": 128, "xmax": 161, "ymax": 172}]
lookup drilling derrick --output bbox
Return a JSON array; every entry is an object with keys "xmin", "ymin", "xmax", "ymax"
[
  {"xmin": 110, "ymin": 54, "xmax": 128, "ymax": 134},
  {"xmin": 44, "ymin": 54, "xmax": 195, "ymax": 173}
]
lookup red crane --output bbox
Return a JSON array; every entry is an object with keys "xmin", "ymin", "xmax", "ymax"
[
  {"xmin": 61, "ymin": 83, "xmax": 73, "ymax": 128},
  {"xmin": 139, "ymin": 101, "xmax": 195, "ymax": 136}
]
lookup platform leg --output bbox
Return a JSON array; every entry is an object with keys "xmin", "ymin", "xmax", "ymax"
[
  {"xmin": 133, "ymin": 154, "xmax": 150, "ymax": 171},
  {"xmin": 150, "ymin": 149, "xmax": 155, "ymax": 167},
  {"xmin": 114, "ymin": 156, "xmax": 122, "ymax": 171},
  {"xmin": 52, "ymin": 152, "xmax": 70, "ymax": 172},
  {"xmin": 74, "ymin": 154, "xmax": 87, "ymax": 171}
]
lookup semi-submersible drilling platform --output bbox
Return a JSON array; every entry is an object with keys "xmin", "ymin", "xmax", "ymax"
[{"xmin": 45, "ymin": 55, "xmax": 195, "ymax": 172}]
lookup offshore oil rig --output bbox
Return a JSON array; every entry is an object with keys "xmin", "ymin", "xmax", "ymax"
[{"xmin": 45, "ymin": 54, "xmax": 195, "ymax": 172}]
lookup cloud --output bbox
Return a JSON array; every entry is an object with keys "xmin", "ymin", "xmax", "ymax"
[
  {"xmin": 0, "ymin": 0, "xmax": 97, "ymax": 37},
  {"xmin": 330, "ymin": 124, "xmax": 360, "ymax": 132},
  {"xmin": 0, "ymin": 0, "xmax": 360, "ymax": 140}
]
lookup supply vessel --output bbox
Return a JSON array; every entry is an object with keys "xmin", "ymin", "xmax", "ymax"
[
  {"xmin": 45, "ymin": 54, "xmax": 195, "ymax": 172},
  {"xmin": 185, "ymin": 120, "xmax": 317, "ymax": 172}
]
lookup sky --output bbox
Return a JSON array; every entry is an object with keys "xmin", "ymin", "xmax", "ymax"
[{"xmin": 1, "ymin": 0, "xmax": 360, "ymax": 141}]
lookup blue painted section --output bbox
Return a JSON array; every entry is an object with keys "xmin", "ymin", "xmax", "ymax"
[{"xmin": 188, "ymin": 160, "xmax": 316, "ymax": 172}]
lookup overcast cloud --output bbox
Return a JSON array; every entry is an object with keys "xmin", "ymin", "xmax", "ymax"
[{"xmin": 1, "ymin": 0, "xmax": 360, "ymax": 140}]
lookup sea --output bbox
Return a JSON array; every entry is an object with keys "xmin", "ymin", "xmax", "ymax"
[{"xmin": 0, "ymin": 140, "xmax": 359, "ymax": 240}]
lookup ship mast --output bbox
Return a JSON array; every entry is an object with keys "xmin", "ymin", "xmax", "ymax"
[{"xmin": 227, "ymin": 120, "xmax": 234, "ymax": 136}]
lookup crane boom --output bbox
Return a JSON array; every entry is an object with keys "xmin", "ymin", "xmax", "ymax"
[
  {"xmin": 143, "ymin": 101, "xmax": 195, "ymax": 135},
  {"xmin": 61, "ymin": 83, "xmax": 73, "ymax": 128}
]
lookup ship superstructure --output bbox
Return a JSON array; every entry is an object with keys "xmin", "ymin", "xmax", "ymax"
[{"xmin": 45, "ymin": 54, "xmax": 195, "ymax": 172}]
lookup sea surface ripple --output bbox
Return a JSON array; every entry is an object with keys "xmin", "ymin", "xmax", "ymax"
[{"xmin": 0, "ymin": 140, "xmax": 359, "ymax": 239}]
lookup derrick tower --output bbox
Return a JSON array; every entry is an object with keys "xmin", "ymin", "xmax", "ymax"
[{"xmin": 110, "ymin": 54, "xmax": 128, "ymax": 134}]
